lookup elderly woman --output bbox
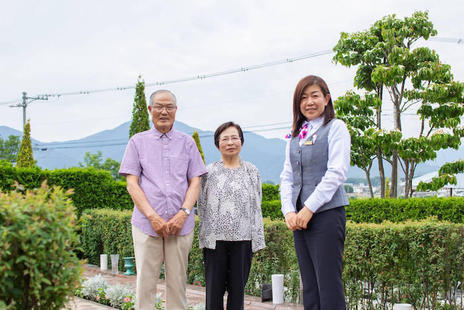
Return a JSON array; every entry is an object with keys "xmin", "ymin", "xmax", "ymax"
[{"xmin": 197, "ymin": 121, "xmax": 266, "ymax": 310}]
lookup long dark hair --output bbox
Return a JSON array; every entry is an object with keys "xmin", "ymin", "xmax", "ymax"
[{"xmin": 291, "ymin": 75, "xmax": 335, "ymax": 138}]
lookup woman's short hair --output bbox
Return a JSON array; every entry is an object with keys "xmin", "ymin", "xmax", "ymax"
[
  {"xmin": 214, "ymin": 122, "xmax": 244, "ymax": 148},
  {"xmin": 291, "ymin": 75, "xmax": 335, "ymax": 138}
]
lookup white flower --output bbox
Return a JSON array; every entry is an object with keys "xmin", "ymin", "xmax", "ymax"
[
  {"xmin": 106, "ymin": 284, "xmax": 134, "ymax": 308},
  {"xmin": 81, "ymin": 274, "xmax": 108, "ymax": 299}
]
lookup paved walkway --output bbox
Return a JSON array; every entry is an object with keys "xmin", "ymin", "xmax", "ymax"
[{"xmin": 67, "ymin": 264, "xmax": 303, "ymax": 309}]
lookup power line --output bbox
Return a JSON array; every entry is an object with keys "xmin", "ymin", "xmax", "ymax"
[
  {"xmin": 0, "ymin": 49, "xmax": 332, "ymax": 106},
  {"xmin": 32, "ymin": 123, "xmax": 293, "ymax": 150},
  {"xmin": 1, "ymin": 36, "xmax": 462, "ymax": 107},
  {"xmin": 429, "ymin": 37, "xmax": 464, "ymax": 44},
  {"xmin": 0, "ymin": 99, "xmax": 20, "ymax": 106}
]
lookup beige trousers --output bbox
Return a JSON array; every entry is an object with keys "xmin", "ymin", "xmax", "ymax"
[{"xmin": 132, "ymin": 225, "xmax": 194, "ymax": 310}]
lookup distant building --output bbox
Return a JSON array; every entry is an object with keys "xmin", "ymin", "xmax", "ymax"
[{"xmin": 408, "ymin": 171, "xmax": 464, "ymax": 197}]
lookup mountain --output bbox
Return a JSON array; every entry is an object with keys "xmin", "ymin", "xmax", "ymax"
[
  {"xmin": 1, "ymin": 123, "xmax": 462, "ymax": 184},
  {"xmin": 0, "ymin": 122, "xmax": 287, "ymax": 183}
]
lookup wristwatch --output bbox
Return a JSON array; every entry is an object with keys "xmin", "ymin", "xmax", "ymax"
[{"xmin": 180, "ymin": 207, "xmax": 191, "ymax": 215}]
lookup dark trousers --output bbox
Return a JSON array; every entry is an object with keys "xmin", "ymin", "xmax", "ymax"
[
  {"xmin": 294, "ymin": 205, "xmax": 346, "ymax": 310},
  {"xmin": 203, "ymin": 240, "xmax": 252, "ymax": 310}
]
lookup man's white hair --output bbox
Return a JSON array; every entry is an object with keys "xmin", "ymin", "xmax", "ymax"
[{"xmin": 149, "ymin": 90, "xmax": 177, "ymax": 107}]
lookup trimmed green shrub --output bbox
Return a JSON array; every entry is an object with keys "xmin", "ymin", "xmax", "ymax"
[
  {"xmin": 0, "ymin": 165, "xmax": 287, "ymax": 217},
  {"xmin": 0, "ymin": 165, "xmax": 133, "ymax": 216},
  {"xmin": 262, "ymin": 183, "xmax": 280, "ymax": 202},
  {"xmin": 81, "ymin": 209, "xmax": 134, "ymax": 270},
  {"xmin": 246, "ymin": 196, "xmax": 464, "ymax": 224},
  {"xmin": 261, "ymin": 200, "xmax": 284, "ymax": 220},
  {"xmin": 81, "ymin": 209, "xmax": 300, "ymax": 302},
  {"xmin": 344, "ymin": 221, "xmax": 464, "ymax": 309},
  {"xmin": 345, "ymin": 197, "xmax": 464, "ymax": 223},
  {"xmin": 0, "ymin": 183, "xmax": 83, "ymax": 309},
  {"xmin": 80, "ymin": 209, "xmax": 464, "ymax": 308}
]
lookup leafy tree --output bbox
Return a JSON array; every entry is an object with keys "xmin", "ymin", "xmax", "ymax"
[
  {"xmin": 335, "ymin": 92, "xmax": 385, "ymax": 197},
  {"xmin": 79, "ymin": 151, "xmax": 122, "ymax": 180},
  {"xmin": 333, "ymin": 11, "xmax": 464, "ymax": 197},
  {"xmin": 192, "ymin": 130, "xmax": 205, "ymax": 163},
  {"xmin": 417, "ymin": 159, "xmax": 464, "ymax": 193},
  {"xmin": 0, "ymin": 135, "xmax": 20, "ymax": 163},
  {"xmin": 129, "ymin": 75, "xmax": 150, "ymax": 138},
  {"xmin": 16, "ymin": 120, "xmax": 35, "ymax": 168}
]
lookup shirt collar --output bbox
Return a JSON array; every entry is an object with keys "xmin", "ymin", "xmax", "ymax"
[
  {"xmin": 308, "ymin": 116, "xmax": 324, "ymax": 129},
  {"xmin": 152, "ymin": 127, "xmax": 175, "ymax": 140}
]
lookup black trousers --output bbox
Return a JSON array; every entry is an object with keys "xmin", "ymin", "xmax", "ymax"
[
  {"xmin": 203, "ymin": 240, "xmax": 252, "ymax": 310},
  {"xmin": 294, "ymin": 204, "xmax": 346, "ymax": 310}
]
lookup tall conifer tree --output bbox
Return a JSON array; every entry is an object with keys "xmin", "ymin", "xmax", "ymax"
[
  {"xmin": 192, "ymin": 130, "xmax": 205, "ymax": 163},
  {"xmin": 129, "ymin": 75, "xmax": 150, "ymax": 138},
  {"xmin": 16, "ymin": 120, "xmax": 35, "ymax": 168}
]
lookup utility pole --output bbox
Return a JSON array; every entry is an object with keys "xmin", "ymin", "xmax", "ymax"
[{"xmin": 10, "ymin": 92, "xmax": 49, "ymax": 129}]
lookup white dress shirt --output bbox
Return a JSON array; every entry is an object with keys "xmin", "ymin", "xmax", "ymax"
[{"xmin": 280, "ymin": 117, "xmax": 351, "ymax": 215}]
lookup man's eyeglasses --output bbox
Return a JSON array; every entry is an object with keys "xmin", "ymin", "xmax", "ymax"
[{"xmin": 152, "ymin": 104, "xmax": 177, "ymax": 112}]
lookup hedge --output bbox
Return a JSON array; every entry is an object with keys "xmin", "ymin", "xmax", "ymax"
[
  {"xmin": 81, "ymin": 209, "xmax": 464, "ymax": 308},
  {"xmin": 346, "ymin": 197, "xmax": 464, "ymax": 224},
  {"xmin": 0, "ymin": 162, "xmax": 132, "ymax": 215},
  {"xmin": 262, "ymin": 183, "xmax": 280, "ymax": 201},
  {"xmin": 261, "ymin": 197, "xmax": 464, "ymax": 223},
  {"xmin": 0, "ymin": 163, "xmax": 281, "ymax": 216},
  {"xmin": 343, "ymin": 221, "xmax": 464, "ymax": 309},
  {"xmin": 81, "ymin": 209, "xmax": 300, "ymax": 302},
  {"xmin": 261, "ymin": 200, "xmax": 283, "ymax": 220}
]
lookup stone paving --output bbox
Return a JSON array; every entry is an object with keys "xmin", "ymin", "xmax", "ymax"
[{"xmin": 67, "ymin": 264, "xmax": 303, "ymax": 309}]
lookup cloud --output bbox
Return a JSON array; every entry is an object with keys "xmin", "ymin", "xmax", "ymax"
[{"xmin": 0, "ymin": 0, "xmax": 463, "ymax": 142}]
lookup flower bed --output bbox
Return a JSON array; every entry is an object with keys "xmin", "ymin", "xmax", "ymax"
[{"xmin": 75, "ymin": 275, "xmax": 205, "ymax": 310}]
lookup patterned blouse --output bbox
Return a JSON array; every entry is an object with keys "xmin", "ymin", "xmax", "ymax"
[{"xmin": 197, "ymin": 160, "xmax": 266, "ymax": 253}]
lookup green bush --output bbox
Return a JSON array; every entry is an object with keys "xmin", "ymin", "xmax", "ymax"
[
  {"xmin": 81, "ymin": 209, "xmax": 134, "ymax": 270},
  {"xmin": 261, "ymin": 200, "xmax": 284, "ymax": 220},
  {"xmin": 249, "ymin": 196, "xmax": 464, "ymax": 224},
  {"xmin": 344, "ymin": 221, "xmax": 464, "ymax": 310},
  {"xmin": 81, "ymin": 209, "xmax": 464, "ymax": 308},
  {"xmin": 81, "ymin": 209, "xmax": 300, "ymax": 302},
  {"xmin": 0, "ymin": 165, "xmax": 133, "ymax": 216},
  {"xmin": 0, "ymin": 165, "xmax": 284, "ymax": 217},
  {"xmin": 262, "ymin": 183, "xmax": 280, "ymax": 202},
  {"xmin": 0, "ymin": 183, "xmax": 83, "ymax": 309},
  {"xmin": 346, "ymin": 197, "xmax": 464, "ymax": 223}
]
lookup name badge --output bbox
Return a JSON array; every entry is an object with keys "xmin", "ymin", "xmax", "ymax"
[{"xmin": 304, "ymin": 134, "xmax": 317, "ymax": 145}]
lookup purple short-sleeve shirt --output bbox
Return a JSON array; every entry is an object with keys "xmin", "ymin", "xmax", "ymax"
[{"xmin": 119, "ymin": 127, "xmax": 207, "ymax": 237}]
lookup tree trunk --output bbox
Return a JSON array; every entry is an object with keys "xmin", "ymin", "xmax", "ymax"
[
  {"xmin": 376, "ymin": 86, "xmax": 385, "ymax": 198},
  {"xmin": 377, "ymin": 148, "xmax": 386, "ymax": 198},
  {"xmin": 390, "ymin": 151, "xmax": 398, "ymax": 198},
  {"xmin": 364, "ymin": 168, "xmax": 374, "ymax": 198},
  {"xmin": 404, "ymin": 160, "xmax": 409, "ymax": 198},
  {"xmin": 391, "ymin": 85, "xmax": 402, "ymax": 198},
  {"xmin": 406, "ymin": 162, "xmax": 417, "ymax": 198}
]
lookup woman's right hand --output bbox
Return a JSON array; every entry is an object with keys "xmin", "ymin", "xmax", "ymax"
[{"xmin": 285, "ymin": 212, "xmax": 299, "ymax": 231}]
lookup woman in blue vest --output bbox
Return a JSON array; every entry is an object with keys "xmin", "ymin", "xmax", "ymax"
[{"xmin": 280, "ymin": 75, "xmax": 350, "ymax": 310}]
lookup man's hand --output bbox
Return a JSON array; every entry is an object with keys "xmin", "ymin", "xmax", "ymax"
[
  {"xmin": 147, "ymin": 213, "xmax": 168, "ymax": 238},
  {"xmin": 166, "ymin": 210, "xmax": 188, "ymax": 235},
  {"xmin": 296, "ymin": 207, "xmax": 313, "ymax": 229},
  {"xmin": 285, "ymin": 212, "xmax": 300, "ymax": 231}
]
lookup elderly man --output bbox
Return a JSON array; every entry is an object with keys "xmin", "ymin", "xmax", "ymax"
[{"xmin": 119, "ymin": 90, "xmax": 207, "ymax": 310}]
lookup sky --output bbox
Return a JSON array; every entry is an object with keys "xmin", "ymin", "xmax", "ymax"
[{"xmin": 0, "ymin": 0, "xmax": 463, "ymax": 143}]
